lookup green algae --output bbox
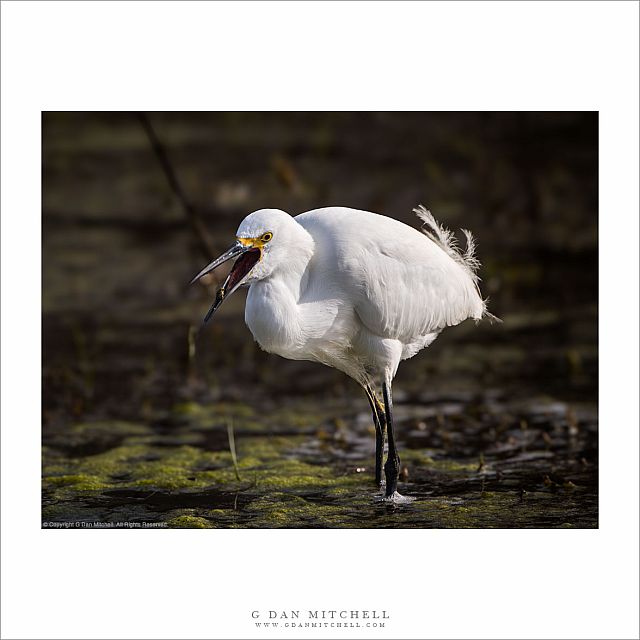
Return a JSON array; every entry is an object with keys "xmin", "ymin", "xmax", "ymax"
[
  {"xmin": 42, "ymin": 422, "xmax": 361, "ymax": 509},
  {"xmin": 167, "ymin": 514, "xmax": 213, "ymax": 529},
  {"xmin": 173, "ymin": 401, "xmax": 256, "ymax": 420},
  {"xmin": 42, "ymin": 392, "xmax": 598, "ymax": 529},
  {"xmin": 126, "ymin": 446, "xmax": 236, "ymax": 489},
  {"xmin": 245, "ymin": 494, "xmax": 350, "ymax": 528},
  {"xmin": 407, "ymin": 491, "xmax": 590, "ymax": 529},
  {"xmin": 400, "ymin": 449, "xmax": 479, "ymax": 473},
  {"xmin": 46, "ymin": 474, "xmax": 110, "ymax": 491},
  {"xmin": 71, "ymin": 420, "xmax": 152, "ymax": 436},
  {"xmin": 171, "ymin": 400, "xmax": 342, "ymax": 435}
]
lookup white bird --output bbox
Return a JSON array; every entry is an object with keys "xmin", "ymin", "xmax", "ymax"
[{"xmin": 191, "ymin": 206, "xmax": 496, "ymax": 501}]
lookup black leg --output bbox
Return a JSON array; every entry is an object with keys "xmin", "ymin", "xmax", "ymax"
[
  {"xmin": 364, "ymin": 384, "xmax": 386, "ymax": 488},
  {"xmin": 382, "ymin": 379, "xmax": 400, "ymax": 498}
]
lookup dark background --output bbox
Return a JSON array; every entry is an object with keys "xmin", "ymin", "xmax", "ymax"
[{"xmin": 42, "ymin": 112, "xmax": 598, "ymax": 528}]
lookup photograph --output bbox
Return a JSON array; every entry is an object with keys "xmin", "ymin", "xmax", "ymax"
[
  {"xmin": 3, "ymin": 2, "xmax": 638, "ymax": 638},
  {"xmin": 42, "ymin": 111, "xmax": 599, "ymax": 529}
]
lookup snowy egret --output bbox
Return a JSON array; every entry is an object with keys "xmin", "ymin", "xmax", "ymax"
[{"xmin": 191, "ymin": 206, "xmax": 495, "ymax": 501}]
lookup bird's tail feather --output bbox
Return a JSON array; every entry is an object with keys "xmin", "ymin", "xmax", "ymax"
[
  {"xmin": 414, "ymin": 205, "xmax": 503, "ymax": 324},
  {"xmin": 482, "ymin": 309, "xmax": 503, "ymax": 324},
  {"xmin": 413, "ymin": 205, "xmax": 480, "ymax": 283}
]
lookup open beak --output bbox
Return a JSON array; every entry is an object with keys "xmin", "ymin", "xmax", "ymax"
[{"xmin": 190, "ymin": 240, "xmax": 261, "ymax": 327}]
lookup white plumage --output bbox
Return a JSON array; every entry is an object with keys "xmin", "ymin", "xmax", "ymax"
[{"xmin": 191, "ymin": 205, "xmax": 493, "ymax": 500}]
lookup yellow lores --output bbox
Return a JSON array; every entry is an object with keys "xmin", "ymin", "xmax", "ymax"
[
  {"xmin": 237, "ymin": 232, "xmax": 273, "ymax": 254},
  {"xmin": 191, "ymin": 232, "xmax": 272, "ymax": 324}
]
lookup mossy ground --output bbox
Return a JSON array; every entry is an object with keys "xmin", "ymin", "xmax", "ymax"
[{"xmin": 42, "ymin": 396, "xmax": 598, "ymax": 529}]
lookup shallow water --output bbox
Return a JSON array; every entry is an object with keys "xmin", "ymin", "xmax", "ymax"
[{"xmin": 42, "ymin": 385, "xmax": 598, "ymax": 528}]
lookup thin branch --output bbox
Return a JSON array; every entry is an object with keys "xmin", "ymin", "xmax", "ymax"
[{"xmin": 136, "ymin": 112, "xmax": 216, "ymax": 261}]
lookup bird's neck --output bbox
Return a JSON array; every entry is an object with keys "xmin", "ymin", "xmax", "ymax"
[
  {"xmin": 245, "ymin": 229, "xmax": 315, "ymax": 353},
  {"xmin": 269, "ymin": 229, "xmax": 315, "ymax": 301}
]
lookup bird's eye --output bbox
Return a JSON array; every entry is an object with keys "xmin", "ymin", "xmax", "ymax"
[{"xmin": 261, "ymin": 232, "xmax": 273, "ymax": 243}]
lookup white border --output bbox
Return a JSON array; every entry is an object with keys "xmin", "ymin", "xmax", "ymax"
[{"xmin": 2, "ymin": 2, "xmax": 638, "ymax": 639}]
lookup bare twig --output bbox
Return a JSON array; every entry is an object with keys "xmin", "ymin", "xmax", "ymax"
[
  {"xmin": 227, "ymin": 419, "xmax": 241, "ymax": 481},
  {"xmin": 136, "ymin": 112, "xmax": 216, "ymax": 261}
]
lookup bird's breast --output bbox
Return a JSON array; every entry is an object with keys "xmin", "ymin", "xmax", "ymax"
[
  {"xmin": 245, "ymin": 278, "xmax": 356, "ymax": 364},
  {"xmin": 245, "ymin": 280, "xmax": 302, "ymax": 358}
]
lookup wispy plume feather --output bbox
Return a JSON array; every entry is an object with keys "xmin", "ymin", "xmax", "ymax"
[
  {"xmin": 413, "ymin": 205, "xmax": 501, "ymax": 323},
  {"xmin": 461, "ymin": 228, "xmax": 481, "ymax": 273},
  {"xmin": 413, "ymin": 205, "xmax": 480, "ymax": 282}
]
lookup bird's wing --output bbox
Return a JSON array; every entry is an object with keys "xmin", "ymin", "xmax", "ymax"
[{"xmin": 296, "ymin": 207, "xmax": 486, "ymax": 342}]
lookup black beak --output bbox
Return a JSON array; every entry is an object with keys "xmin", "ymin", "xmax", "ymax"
[
  {"xmin": 190, "ymin": 241, "xmax": 261, "ymax": 328},
  {"xmin": 189, "ymin": 241, "xmax": 248, "ymax": 285}
]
